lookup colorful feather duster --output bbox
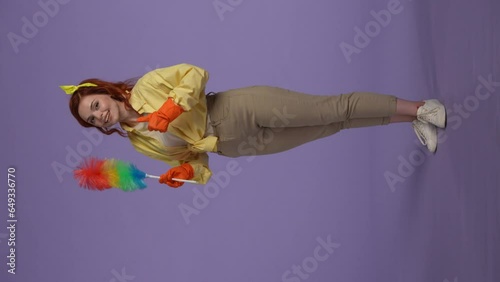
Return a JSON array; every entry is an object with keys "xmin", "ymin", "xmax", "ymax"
[{"xmin": 73, "ymin": 157, "xmax": 196, "ymax": 191}]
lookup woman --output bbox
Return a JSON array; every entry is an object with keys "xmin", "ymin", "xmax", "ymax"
[{"xmin": 63, "ymin": 63, "xmax": 446, "ymax": 187}]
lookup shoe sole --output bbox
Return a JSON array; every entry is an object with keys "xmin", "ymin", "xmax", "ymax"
[
  {"xmin": 440, "ymin": 103, "xmax": 447, "ymax": 129},
  {"xmin": 443, "ymin": 106, "xmax": 447, "ymax": 129}
]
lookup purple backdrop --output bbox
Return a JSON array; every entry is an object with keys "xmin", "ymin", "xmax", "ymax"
[{"xmin": 1, "ymin": 0, "xmax": 498, "ymax": 281}]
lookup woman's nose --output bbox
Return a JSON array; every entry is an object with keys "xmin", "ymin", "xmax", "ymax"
[{"xmin": 95, "ymin": 110, "xmax": 104, "ymax": 122}]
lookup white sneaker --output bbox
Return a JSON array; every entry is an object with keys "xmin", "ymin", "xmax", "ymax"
[
  {"xmin": 417, "ymin": 99, "xmax": 446, "ymax": 128},
  {"xmin": 412, "ymin": 120, "xmax": 437, "ymax": 153}
]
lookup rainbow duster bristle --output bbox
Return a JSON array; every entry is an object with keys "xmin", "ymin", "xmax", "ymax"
[{"xmin": 74, "ymin": 157, "xmax": 147, "ymax": 191}]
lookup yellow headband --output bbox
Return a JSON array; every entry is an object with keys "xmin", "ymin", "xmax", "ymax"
[{"xmin": 59, "ymin": 83, "xmax": 98, "ymax": 95}]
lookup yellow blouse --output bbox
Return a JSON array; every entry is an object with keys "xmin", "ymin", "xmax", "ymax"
[{"xmin": 120, "ymin": 63, "xmax": 218, "ymax": 184}]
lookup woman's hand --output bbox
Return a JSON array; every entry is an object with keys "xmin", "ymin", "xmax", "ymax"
[
  {"xmin": 159, "ymin": 163, "xmax": 194, "ymax": 188},
  {"xmin": 137, "ymin": 98, "xmax": 184, "ymax": 132}
]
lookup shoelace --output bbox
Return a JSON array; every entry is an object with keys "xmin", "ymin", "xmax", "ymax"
[
  {"xmin": 412, "ymin": 122, "xmax": 427, "ymax": 145},
  {"xmin": 419, "ymin": 107, "xmax": 439, "ymax": 123}
]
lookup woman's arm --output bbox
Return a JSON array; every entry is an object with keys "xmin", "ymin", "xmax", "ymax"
[
  {"xmin": 178, "ymin": 153, "xmax": 212, "ymax": 185},
  {"xmin": 136, "ymin": 63, "xmax": 210, "ymax": 112},
  {"xmin": 132, "ymin": 144, "xmax": 212, "ymax": 185}
]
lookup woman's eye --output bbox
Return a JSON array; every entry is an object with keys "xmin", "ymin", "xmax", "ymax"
[{"xmin": 95, "ymin": 102, "xmax": 99, "ymax": 109}]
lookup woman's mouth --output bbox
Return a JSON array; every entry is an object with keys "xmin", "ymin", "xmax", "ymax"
[{"xmin": 105, "ymin": 111, "xmax": 110, "ymax": 124}]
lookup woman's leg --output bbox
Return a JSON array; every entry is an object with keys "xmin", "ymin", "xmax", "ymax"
[
  {"xmin": 394, "ymin": 99, "xmax": 425, "ymax": 117},
  {"xmin": 214, "ymin": 86, "xmax": 398, "ymax": 129},
  {"xmin": 215, "ymin": 116, "xmax": 395, "ymax": 157},
  {"xmin": 389, "ymin": 115, "xmax": 416, "ymax": 123}
]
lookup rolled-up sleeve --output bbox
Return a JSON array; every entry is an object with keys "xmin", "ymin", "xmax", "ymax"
[
  {"xmin": 144, "ymin": 63, "xmax": 209, "ymax": 112},
  {"xmin": 180, "ymin": 153, "xmax": 212, "ymax": 185},
  {"xmin": 129, "ymin": 141, "xmax": 212, "ymax": 185}
]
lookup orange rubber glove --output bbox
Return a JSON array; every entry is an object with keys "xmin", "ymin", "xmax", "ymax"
[
  {"xmin": 136, "ymin": 98, "xmax": 184, "ymax": 132},
  {"xmin": 159, "ymin": 163, "xmax": 194, "ymax": 188}
]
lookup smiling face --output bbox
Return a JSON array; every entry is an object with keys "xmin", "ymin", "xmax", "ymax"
[{"xmin": 78, "ymin": 94, "xmax": 122, "ymax": 127}]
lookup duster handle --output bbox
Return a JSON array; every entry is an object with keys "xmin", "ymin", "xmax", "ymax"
[{"xmin": 145, "ymin": 174, "xmax": 198, "ymax": 184}]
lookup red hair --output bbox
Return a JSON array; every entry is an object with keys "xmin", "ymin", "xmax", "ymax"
[{"xmin": 68, "ymin": 78, "xmax": 138, "ymax": 137}]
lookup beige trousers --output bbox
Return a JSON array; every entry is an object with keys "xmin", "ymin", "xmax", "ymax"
[{"xmin": 206, "ymin": 86, "xmax": 397, "ymax": 157}]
